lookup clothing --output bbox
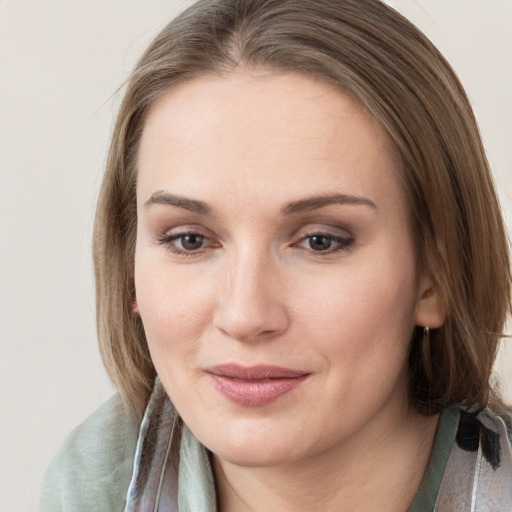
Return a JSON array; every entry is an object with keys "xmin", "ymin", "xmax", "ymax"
[
  {"xmin": 40, "ymin": 381, "xmax": 512, "ymax": 511},
  {"xmin": 39, "ymin": 396, "xmax": 139, "ymax": 512}
]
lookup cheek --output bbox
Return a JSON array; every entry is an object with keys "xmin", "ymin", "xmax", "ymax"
[
  {"xmin": 293, "ymin": 253, "xmax": 418, "ymax": 368},
  {"xmin": 134, "ymin": 255, "xmax": 215, "ymax": 366},
  {"xmin": 293, "ymin": 264, "xmax": 418, "ymax": 429}
]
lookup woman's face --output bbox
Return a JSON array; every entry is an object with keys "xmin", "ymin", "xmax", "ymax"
[{"xmin": 134, "ymin": 71, "xmax": 441, "ymax": 467}]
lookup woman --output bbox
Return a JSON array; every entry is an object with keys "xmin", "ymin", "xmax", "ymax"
[{"xmin": 40, "ymin": 0, "xmax": 512, "ymax": 510}]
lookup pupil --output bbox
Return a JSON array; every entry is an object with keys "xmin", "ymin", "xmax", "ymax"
[
  {"xmin": 182, "ymin": 234, "xmax": 203, "ymax": 250},
  {"xmin": 310, "ymin": 235, "xmax": 332, "ymax": 251}
]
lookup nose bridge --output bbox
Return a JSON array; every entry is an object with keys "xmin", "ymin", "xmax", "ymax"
[{"xmin": 213, "ymin": 243, "xmax": 289, "ymax": 342}]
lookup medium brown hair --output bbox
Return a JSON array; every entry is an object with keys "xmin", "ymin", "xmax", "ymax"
[{"xmin": 93, "ymin": 0, "xmax": 511, "ymax": 419}]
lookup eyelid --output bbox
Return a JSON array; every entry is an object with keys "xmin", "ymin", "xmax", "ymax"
[
  {"xmin": 156, "ymin": 223, "xmax": 214, "ymax": 241},
  {"xmin": 292, "ymin": 222, "xmax": 353, "ymax": 240}
]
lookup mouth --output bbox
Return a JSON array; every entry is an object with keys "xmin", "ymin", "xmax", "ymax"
[{"xmin": 205, "ymin": 364, "xmax": 310, "ymax": 406}]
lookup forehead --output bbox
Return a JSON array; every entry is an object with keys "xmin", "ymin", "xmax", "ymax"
[{"xmin": 137, "ymin": 70, "xmax": 403, "ymax": 213}]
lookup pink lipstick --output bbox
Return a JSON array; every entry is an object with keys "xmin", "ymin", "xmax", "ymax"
[{"xmin": 206, "ymin": 364, "xmax": 309, "ymax": 406}]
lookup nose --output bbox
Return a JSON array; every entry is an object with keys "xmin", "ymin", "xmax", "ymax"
[{"xmin": 212, "ymin": 251, "xmax": 290, "ymax": 343}]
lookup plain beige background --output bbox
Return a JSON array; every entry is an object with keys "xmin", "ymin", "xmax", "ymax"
[{"xmin": 1, "ymin": 1, "xmax": 511, "ymax": 510}]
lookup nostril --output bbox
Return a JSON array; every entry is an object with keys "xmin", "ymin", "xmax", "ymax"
[{"xmin": 212, "ymin": 302, "xmax": 290, "ymax": 343}]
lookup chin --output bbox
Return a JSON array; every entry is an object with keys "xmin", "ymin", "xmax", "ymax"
[
  {"xmin": 195, "ymin": 419, "xmax": 313, "ymax": 468},
  {"xmin": 212, "ymin": 440, "xmax": 302, "ymax": 468}
]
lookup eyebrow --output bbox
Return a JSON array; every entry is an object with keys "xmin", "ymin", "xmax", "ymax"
[
  {"xmin": 281, "ymin": 193, "xmax": 377, "ymax": 215},
  {"xmin": 144, "ymin": 191, "xmax": 376, "ymax": 216},
  {"xmin": 144, "ymin": 191, "xmax": 213, "ymax": 215}
]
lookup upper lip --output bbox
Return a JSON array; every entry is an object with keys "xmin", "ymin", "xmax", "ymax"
[{"xmin": 206, "ymin": 364, "xmax": 309, "ymax": 380}]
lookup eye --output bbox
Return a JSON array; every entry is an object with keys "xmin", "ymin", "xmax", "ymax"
[
  {"xmin": 297, "ymin": 232, "xmax": 354, "ymax": 253},
  {"xmin": 157, "ymin": 230, "xmax": 215, "ymax": 256},
  {"xmin": 175, "ymin": 233, "xmax": 206, "ymax": 251}
]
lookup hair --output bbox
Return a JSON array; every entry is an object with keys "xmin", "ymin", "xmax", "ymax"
[{"xmin": 93, "ymin": 0, "xmax": 511, "ymax": 420}]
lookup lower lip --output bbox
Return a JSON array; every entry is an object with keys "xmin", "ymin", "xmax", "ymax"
[{"xmin": 208, "ymin": 374, "xmax": 309, "ymax": 406}]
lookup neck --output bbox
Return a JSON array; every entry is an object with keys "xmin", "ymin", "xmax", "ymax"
[{"xmin": 213, "ymin": 406, "xmax": 439, "ymax": 512}]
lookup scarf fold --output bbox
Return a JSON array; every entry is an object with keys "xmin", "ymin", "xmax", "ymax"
[
  {"xmin": 434, "ymin": 408, "xmax": 512, "ymax": 511},
  {"xmin": 124, "ymin": 379, "xmax": 180, "ymax": 512}
]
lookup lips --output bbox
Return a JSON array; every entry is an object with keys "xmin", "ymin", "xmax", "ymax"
[{"xmin": 205, "ymin": 364, "xmax": 310, "ymax": 406}]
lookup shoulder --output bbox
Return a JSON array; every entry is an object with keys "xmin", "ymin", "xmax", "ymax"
[{"xmin": 39, "ymin": 395, "xmax": 139, "ymax": 512}]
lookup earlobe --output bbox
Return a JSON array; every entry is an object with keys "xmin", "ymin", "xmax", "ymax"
[{"xmin": 414, "ymin": 274, "xmax": 446, "ymax": 329}]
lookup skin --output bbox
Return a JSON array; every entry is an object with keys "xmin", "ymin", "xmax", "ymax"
[{"xmin": 134, "ymin": 70, "xmax": 445, "ymax": 511}]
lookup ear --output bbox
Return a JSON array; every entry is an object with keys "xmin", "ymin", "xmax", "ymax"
[{"xmin": 414, "ymin": 273, "xmax": 445, "ymax": 328}]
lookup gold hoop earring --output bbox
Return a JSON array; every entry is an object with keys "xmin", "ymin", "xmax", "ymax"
[{"xmin": 423, "ymin": 326, "xmax": 430, "ymax": 343}]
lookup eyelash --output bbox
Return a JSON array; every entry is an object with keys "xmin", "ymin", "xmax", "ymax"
[{"xmin": 156, "ymin": 229, "xmax": 355, "ymax": 257}]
